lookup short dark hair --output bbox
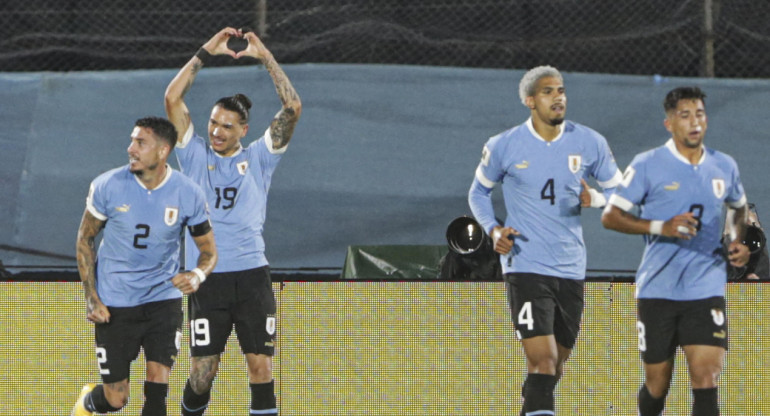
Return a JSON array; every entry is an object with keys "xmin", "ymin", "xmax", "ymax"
[
  {"xmin": 663, "ymin": 87, "xmax": 707, "ymax": 113},
  {"xmin": 214, "ymin": 93, "xmax": 252, "ymax": 124},
  {"xmin": 135, "ymin": 116, "xmax": 177, "ymax": 150}
]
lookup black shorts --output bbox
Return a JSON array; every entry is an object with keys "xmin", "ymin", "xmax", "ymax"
[
  {"xmin": 94, "ymin": 298, "xmax": 183, "ymax": 384},
  {"xmin": 188, "ymin": 266, "xmax": 276, "ymax": 356},
  {"xmin": 505, "ymin": 273, "xmax": 584, "ymax": 349},
  {"xmin": 637, "ymin": 296, "xmax": 728, "ymax": 364}
]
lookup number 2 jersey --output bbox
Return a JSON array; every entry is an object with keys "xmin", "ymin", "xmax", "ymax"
[
  {"xmin": 175, "ymin": 124, "xmax": 283, "ymax": 273},
  {"xmin": 608, "ymin": 139, "xmax": 746, "ymax": 300},
  {"xmin": 87, "ymin": 165, "xmax": 210, "ymax": 307},
  {"xmin": 469, "ymin": 118, "xmax": 622, "ymax": 279}
]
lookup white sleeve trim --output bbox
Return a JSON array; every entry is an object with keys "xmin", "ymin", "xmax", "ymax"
[
  {"xmin": 475, "ymin": 166, "xmax": 497, "ymax": 189},
  {"xmin": 85, "ymin": 184, "xmax": 107, "ymax": 221},
  {"xmin": 608, "ymin": 193, "xmax": 635, "ymax": 212},
  {"xmin": 598, "ymin": 169, "xmax": 623, "ymax": 189},
  {"xmin": 727, "ymin": 194, "xmax": 747, "ymax": 209},
  {"xmin": 176, "ymin": 122, "xmax": 194, "ymax": 149},
  {"xmin": 264, "ymin": 127, "xmax": 287, "ymax": 155}
]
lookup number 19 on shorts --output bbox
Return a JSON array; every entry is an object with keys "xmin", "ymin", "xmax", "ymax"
[{"xmin": 190, "ymin": 318, "xmax": 210, "ymax": 347}]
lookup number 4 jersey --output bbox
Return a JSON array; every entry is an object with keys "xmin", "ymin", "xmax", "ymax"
[
  {"xmin": 86, "ymin": 165, "xmax": 210, "ymax": 307},
  {"xmin": 469, "ymin": 118, "xmax": 622, "ymax": 279},
  {"xmin": 175, "ymin": 124, "xmax": 283, "ymax": 273},
  {"xmin": 609, "ymin": 139, "xmax": 746, "ymax": 300}
]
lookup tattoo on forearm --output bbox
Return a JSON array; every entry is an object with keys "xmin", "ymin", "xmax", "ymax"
[
  {"xmin": 76, "ymin": 213, "xmax": 104, "ymax": 299},
  {"xmin": 181, "ymin": 62, "xmax": 203, "ymax": 97},
  {"xmin": 262, "ymin": 56, "xmax": 301, "ymax": 149}
]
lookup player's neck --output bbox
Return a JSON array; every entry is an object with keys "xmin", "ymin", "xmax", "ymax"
[
  {"xmin": 136, "ymin": 163, "xmax": 168, "ymax": 190},
  {"xmin": 531, "ymin": 116, "xmax": 562, "ymax": 142},
  {"xmin": 673, "ymin": 140, "xmax": 704, "ymax": 164}
]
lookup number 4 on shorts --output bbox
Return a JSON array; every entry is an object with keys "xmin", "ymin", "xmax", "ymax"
[{"xmin": 518, "ymin": 301, "xmax": 534, "ymax": 330}]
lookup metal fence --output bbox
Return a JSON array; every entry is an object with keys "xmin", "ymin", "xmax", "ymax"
[{"xmin": 1, "ymin": 0, "xmax": 768, "ymax": 77}]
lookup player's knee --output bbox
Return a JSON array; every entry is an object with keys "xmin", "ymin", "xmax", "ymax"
[
  {"xmin": 103, "ymin": 381, "xmax": 130, "ymax": 409},
  {"xmin": 644, "ymin": 378, "xmax": 671, "ymax": 398},
  {"xmin": 690, "ymin": 364, "xmax": 722, "ymax": 388},
  {"xmin": 105, "ymin": 391, "xmax": 129, "ymax": 409},
  {"xmin": 247, "ymin": 354, "xmax": 273, "ymax": 382}
]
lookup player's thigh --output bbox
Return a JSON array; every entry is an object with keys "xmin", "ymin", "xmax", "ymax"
[
  {"xmin": 637, "ymin": 298, "xmax": 679, "ymax": 364},
  {"xmin": 94, "ymin": 305, "xmax": 143, "ymax": 384},
  {"xmin": 142, "ymin": 298, "xmax": 183, "ymax": 369},
  {"xmin": 678, "ymin": 296, "xmax": 728, "ymax": 350},
  {"xmin": 187, "ymin": 273, "xmax": 237, "ymax": 357},
  {"xmin": 506, "ymin": 273, "xmax": 558, "ymax": 339},
  {"xmin": 233, "ymin": 266, "xmax": 277, "ymax": 356},
  {"xmin": 553, "ymin": 278, "xmax": 585, "ymax": 350}
]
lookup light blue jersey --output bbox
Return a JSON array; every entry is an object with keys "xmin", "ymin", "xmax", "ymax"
[
  {"xmin": 469, "ymin": 118, "xmax": 622, "ymax": 279},
  {"xmin": 87, "ymin": 165, "xmax": 210, "ymax": 307},
  {"xmin": 175, "ymin": 125, "xmax": 283, "ymax": 272},
  {"xmin": 609, "ymin": 139, "xmax": 746, "ymax": 300}
]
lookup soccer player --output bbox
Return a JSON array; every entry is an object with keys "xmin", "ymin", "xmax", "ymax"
[
  {"xmin": 72, "ymin": 117, "xmax": 217, "ymax": 416},
  {"xmin": 601, "ymin": 86, "xmax": 750, "ymax": 416},
  {"xmin": 164, "ymin": 27, "xmax": 301, "ymax": 416},
  {"xmin": 468, "ymin": 65, "xmax": 622, "ymax": 415}
]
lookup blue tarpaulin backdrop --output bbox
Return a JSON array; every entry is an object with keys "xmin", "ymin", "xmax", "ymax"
[{"xmin": 1, "ymin": 65, "xmax": 768, "ymax": 271}]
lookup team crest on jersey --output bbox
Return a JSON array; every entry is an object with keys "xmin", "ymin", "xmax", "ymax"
[
  {"xmin": 712, "ymin": 179, "xmax": 725, "ymax": 199},
  {"xmin": 237, "ymin": 161, "xmax": 249, "ymax": 175},
  {"xmin": 568, "ymin": 155, "xmax": 582, "ymax": 174},
  {"xmin": 164, "ymin": 207, "xmax": 179, "ymax": 226}
]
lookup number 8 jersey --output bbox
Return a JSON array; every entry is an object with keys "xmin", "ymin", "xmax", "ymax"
[
  {"xmin": 175, "ymin": 125, "xmax": 283, "ymax": 273},
  {"xmin": 470, "ymin": 118, "xmax": 621, "ymax": 279},
  {"xmin": 608, "ymin": 139, "xmax": 746, "ymax": 300}
]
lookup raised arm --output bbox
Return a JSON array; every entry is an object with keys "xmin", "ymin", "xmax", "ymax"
[
  {"xmin": 164, "ymin": 27, "xmax": 241, "ymax": 144},
  {"xmin": 75, "ymin": 209, "xmax": 109, "ymax": 323},
  {"xmin": 237, "ymin": 32, "xmax": 302, "ymax": 150}
]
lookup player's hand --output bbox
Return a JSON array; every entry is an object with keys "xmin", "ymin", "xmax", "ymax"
[
  {"xmin": 236, "ymin": 31, "xmax": 271, "ymax": 61},
  {"xmin": 201, "ymin": 27, "xmax": 240, "ymax": 58},
  {"xmin": 579, "ymin": 178, "xmax": 593, "ymax": 207},
  {"xmin": 727, "ymin": 240, "xmax": 750, "ymax": 268},
  {"xmin": 171, "ymin": 271, "xmax": 202, "ymax": 295},
  {"xmin": 491, "ymin": 226, "xmax": 520, "ymax": 255},
  {"xmin": 663, "ymin": 212, "xmax": 699, "ymax": 240},
  {"xmin": 86, "ymin": 296, "xmax": 110, "ymax": 324}
]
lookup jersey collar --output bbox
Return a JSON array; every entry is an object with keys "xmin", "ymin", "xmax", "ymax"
[
  {"xmin": 211, "ymin": 144, "xmax": 244, "ymax": 158},
  {"xmin": 526, "ymin": 117, "xmax": 565, "ymax": 143},
  {"xmin": 665, "ymin": 138, "xmax": 706, "ymax": 165},
  {"xmin": 133, "ymin": 164, "xmax": 173, "ymax": 190}
]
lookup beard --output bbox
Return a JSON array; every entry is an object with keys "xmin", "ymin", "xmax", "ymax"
[{"xmin": 547, "ymin": 115, "xmax": 565, "ymax": 126}]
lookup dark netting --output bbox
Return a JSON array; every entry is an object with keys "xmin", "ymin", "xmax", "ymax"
[{"xmin": 1, "ymin": 0, "xmax": 768, "ymax": 77}]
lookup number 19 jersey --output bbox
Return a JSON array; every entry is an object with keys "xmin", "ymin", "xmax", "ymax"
[
  {"xmin": 608, "ymin": 139, "xmax": 746, "ymax": 300},
  {"xmin": 472, "ymin": 118, "xmax": 621, "ymax": 279},
  {"xmin": 175, "ymin": 125, "xmax": 283, "ymax": 273}
]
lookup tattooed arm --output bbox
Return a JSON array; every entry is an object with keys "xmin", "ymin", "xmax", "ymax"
[
  {"xmin": 165, "ymin": 27, "xmax": 241, "ymax": 144},
  {"xmin": 237, "ymin": 32, "xmax": 302, "ymax": 150},
  {"xmin": 75, "ymin": 209, "xmax": 109, "ymax": 323}
]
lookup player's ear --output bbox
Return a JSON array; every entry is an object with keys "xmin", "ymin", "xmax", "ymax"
[
  {"xmin": 524, "ymin": 95, "xmax": 535, "ymax": 110},
  {"xmin": 663, "ymin": 117, "xmax": 672, "ymax": 133},
  {"xmin": 241, "ymin": 123, "xmax": 249, "ymax": 138}
]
